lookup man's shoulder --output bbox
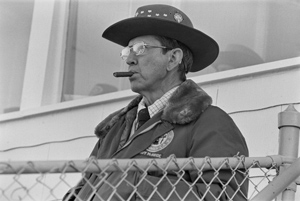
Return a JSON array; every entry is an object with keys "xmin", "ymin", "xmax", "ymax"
[
  {"xmin": 94, "ymin": 108, "xmax": 124, "ymax": 138},
  {"xmin": 198, "ymin": 105, "xmax": 236, "ymax": 125},
  {"xmin": 203, "ymin": 105, "xmax": 229, "ymax": 116}
]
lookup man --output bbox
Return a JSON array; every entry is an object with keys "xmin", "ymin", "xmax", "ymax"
[{"xmin": 63, "ymin": 4, "xmax": 248, "ymax": 201}]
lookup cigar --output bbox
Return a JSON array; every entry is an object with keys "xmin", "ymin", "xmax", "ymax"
[{"xmin": 113, "ymin": 72, "xmax": 134, "ymax": 77}]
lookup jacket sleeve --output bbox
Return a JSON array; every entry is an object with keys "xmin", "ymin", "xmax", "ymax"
[
  {"xmin": 187, "ymin": 106, "xmax": 249, "ymax": 200},
  {"xmin": 136, "ymin": 106, "xmax": 249, "ymax": 201}
]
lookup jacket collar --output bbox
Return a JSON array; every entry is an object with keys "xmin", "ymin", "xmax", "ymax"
[
  {"xmin": 95, "ymin": 79, "xmax": 212, "ymax": 138},
  {"xmin": 161, "ymin": 79, "xmax": 212, "ymax": 124}
]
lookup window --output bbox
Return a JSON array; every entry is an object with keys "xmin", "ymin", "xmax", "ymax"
[
  {"xmin": 62, "ymin": 0, "xmax": 300, "ymax": 101},
  {"xmin": 62, "ymin": 0, "xmax": 131, "ymax": 101},
  {"xmin": 187, "ymin": 0, "xmax": 300, "ymax": 77}
]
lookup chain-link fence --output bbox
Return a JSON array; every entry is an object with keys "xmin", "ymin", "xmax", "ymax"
[{"xmin": 2, "ymin": 155, "xmax": 296, "ymax": 201}]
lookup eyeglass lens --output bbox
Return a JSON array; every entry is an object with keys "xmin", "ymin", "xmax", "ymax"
[{"xmin": 120, "ymin": 42, "xmax": 145, "ymax": 60}]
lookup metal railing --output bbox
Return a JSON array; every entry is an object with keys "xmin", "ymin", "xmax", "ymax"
[{"xmin": 0, "ymin": 156, "xmax": 282, "ymax": 201}]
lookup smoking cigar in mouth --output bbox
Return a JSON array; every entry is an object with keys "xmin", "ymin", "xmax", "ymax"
[{"xmin": 113, "ymin": 72, "xmax": 134, "ymax": 77}]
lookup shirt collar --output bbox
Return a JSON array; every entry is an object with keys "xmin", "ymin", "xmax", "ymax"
[{"xmin": 138, "ymin": 86, "xmax": 179, "ymax": 118}]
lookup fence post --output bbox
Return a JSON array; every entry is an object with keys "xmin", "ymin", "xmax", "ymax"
[{"xmin": 277, "ymin": 104, "xmax": 300, "ymax": 201}]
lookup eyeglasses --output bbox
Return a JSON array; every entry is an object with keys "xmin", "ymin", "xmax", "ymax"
[{"xmin": 120, "ymin": 41, "xmax": 169, "ymax": 60}]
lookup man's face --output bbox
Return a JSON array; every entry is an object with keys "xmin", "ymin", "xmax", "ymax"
[{"xmin": 125, "ymin": 35, "xmax": 169, "ymax": 95}]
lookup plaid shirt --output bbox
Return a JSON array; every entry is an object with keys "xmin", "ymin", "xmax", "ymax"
[{"xmin": 132, "ymin": 86, "xmax": 179, "ymax": 132}]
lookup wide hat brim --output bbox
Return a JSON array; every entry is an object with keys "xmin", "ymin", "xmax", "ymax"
[{"xmin": 102, "ymin": 17, "xmax": 219, "ymax": 72}]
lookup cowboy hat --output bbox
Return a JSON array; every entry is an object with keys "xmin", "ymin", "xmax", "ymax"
[{"xmin": 102, "ymin": 4, "xmax": 219, "ymax": 72}]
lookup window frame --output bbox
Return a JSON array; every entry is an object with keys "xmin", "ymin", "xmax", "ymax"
[{"xmin": 20, "ymin": 0, "xmax": 69, "ymax": 110}]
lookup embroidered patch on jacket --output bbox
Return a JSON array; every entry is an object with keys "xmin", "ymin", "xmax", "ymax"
[{"xmin": 146, "ymin": 130, "xmax": 174, "ymax": 152}]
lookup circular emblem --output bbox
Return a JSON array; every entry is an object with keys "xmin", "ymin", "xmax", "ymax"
[
  {"xmin": 146, "ymin": 131, "xmax": 174, "ymax": 152},
  {"xmin": 174, "ymin": 13, "xmax": 183, "ymax": 23}
]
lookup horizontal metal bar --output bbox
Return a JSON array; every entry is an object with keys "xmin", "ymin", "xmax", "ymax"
[{"xmin": 0, "ymin": 155, "xmax": 289, "ymax": 175}]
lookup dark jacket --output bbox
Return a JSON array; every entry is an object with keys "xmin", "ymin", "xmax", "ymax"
[{"xmin": 63, "ymin": 79, "xmax": 249, "ymax": 201}]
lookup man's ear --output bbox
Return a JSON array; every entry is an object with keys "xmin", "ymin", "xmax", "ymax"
[{"xmin": 167, "ymin": 48, "xmax": 183, "ymax": 71}]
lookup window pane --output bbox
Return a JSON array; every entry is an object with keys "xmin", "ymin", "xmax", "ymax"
[
  {"xmin": 62, "ymin": 0, "xmax": 300, "ymax": 101},
  {"xmin": 187, "ymin": 0, "xmax": 300, "ymax": 77},
  {"xmin": 62, "ymin": 0, "xmax": 130, "ymax": 101},
  {"xmin": 0, "ymin": 0, "xmax": 34, "ymax": 114}
]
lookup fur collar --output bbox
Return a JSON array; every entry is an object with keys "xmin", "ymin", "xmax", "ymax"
[
  {"xmin": 95, "ymin": 79, "xmax": 212, "ymax": 138},
  {"xmin": 161, "ymin": 79, "xmax": 212, "ymax": 124}
]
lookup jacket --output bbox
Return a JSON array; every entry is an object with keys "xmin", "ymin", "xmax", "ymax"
[{"xmin": 63, "ymin": 79, "xmax": 249, "ymax": 201}]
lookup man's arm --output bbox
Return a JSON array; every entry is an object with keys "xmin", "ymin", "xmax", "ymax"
[{"xmin": 189, "ymin": 105, "xmax": 249, "ymax": 200}]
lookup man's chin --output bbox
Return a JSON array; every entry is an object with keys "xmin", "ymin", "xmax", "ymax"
[
  {"xmin": 130, "ymin": 86, "xmax": 139, "ymax": 94},
  {"xmin": 130, "ymin": 83, "xmax": 143, "ymax": 94}
]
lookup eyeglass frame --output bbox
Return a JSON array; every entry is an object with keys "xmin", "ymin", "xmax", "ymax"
[{"xmin": 120, "ymin": 41, "xmax": 171, "ymax": 60}]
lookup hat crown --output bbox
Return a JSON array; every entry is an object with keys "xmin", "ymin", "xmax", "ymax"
[{"xmin": 135, "ymin": 4, "xmax": 193, "ymax": 28}]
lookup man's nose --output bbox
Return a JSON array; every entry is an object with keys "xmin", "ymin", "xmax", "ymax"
[{"xmin": 126, "ymin": 52, "xmax": 138, "ymax": 66}]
